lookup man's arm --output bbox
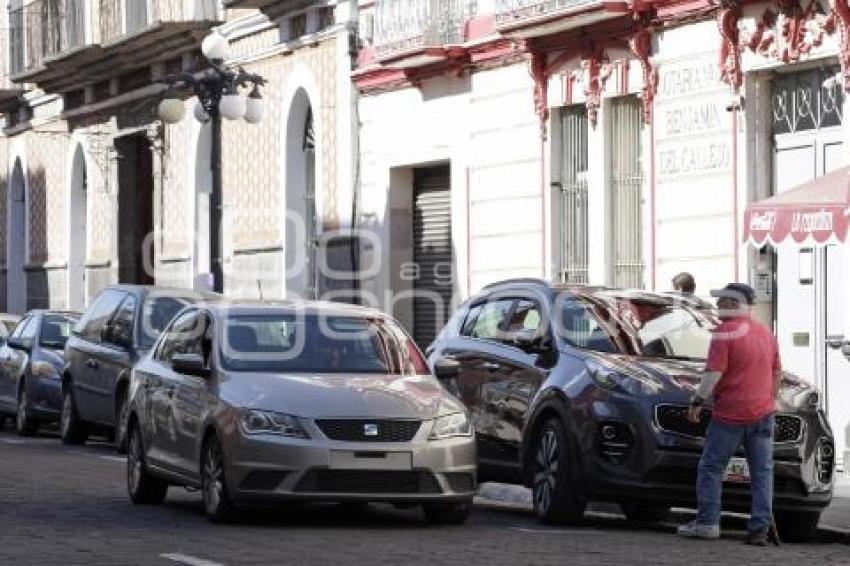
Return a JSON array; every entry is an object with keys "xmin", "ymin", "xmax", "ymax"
[{"xmin": 688, "ymin": 371, "xmax": 722, "ymax": 423}]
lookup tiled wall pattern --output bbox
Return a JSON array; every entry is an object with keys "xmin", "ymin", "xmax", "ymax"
[
  {"xmin": 25, "ymin": 131, "xmax": 68, "ymax": 265},
  {"xmin": 162, "ymin": 119, "xmax": 192, "ymax": 259},
  {"xmin": 223, "ymin": 36, "xmax": 339, "ymax": 252}
]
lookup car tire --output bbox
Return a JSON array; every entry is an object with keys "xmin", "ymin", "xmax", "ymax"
[
  {"xmin": 775, "ymin": 510, "xmax": 821, "ymax": 543},
  {"xmin": 531, "ymin": 417, "xmax": 586, "ymax": 525},
  {"xmin": 422, "ymin": 501, "xmax": 472, "ymax": 525},
  {"xmin": 114, "ymin": 392, "xmax": 129, "ymax": 454},
  {"xmin": 127, "ymin": 422, "xmax": 168, "ymax": 505},
  {"xmin": 621, "ymin": 502, "xmax": 671, "ymax": 523},
  {"xmin": 201, "ymin": 434, "xmax": 238, "ymax": 523},
  {"xmin": 60, "ymin": 387, "xmax": 89, "ymax": 445},
  {"xmin": 15, "ymin": 387, "xmax": 39, "ymax": 436}
]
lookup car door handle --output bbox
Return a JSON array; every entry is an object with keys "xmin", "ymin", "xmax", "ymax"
[
  {"xmin": 86, "ymin": 359, "xmax": 100, "ymax": 369},
  {"xmin": 480, "ymin": 362, "xmax": 501, "ymax": 371}
]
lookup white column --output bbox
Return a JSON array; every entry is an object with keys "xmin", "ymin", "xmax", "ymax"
[{"xmin": 586, "ymin": 101, "xmax": 609, "ymax": 285}]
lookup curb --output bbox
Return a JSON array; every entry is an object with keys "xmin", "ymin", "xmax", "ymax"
[{"xmin": 474, "ymin": 495, "xmax": 850, "ymax": 544}]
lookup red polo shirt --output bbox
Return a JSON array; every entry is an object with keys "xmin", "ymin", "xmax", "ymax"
[{"xmin": 705, "ymin": 316, "xmax": 781, "ymax": 425}]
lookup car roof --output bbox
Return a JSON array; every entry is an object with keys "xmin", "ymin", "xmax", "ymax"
[
  {"xmin": 24, "ymin": 309, "xmax": 82, "ymax": 317},
  {"xmin": 479, "ymin": 279, "xmax": 686, "ymax": 307},
  {"xmin": 199, "ymin": 300, "xmax": 390, "ymax": 319},
  {"xmin": 104, "ymin": 285, "xmax": 222, "ymax": 300}
]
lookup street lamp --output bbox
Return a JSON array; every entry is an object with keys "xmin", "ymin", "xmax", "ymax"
[{"xmin": 157, "ymin": 31, "xmax": 266, "ymax": 294}]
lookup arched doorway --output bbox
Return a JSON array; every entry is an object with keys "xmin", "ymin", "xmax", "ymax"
[
  {"xmin": 193, "ymin": 124, "xmax": 212, "ymax": 290},
  {"xmin": 7, "ymin": 159, "xmax": 27, "ymax": 313},
  {"xmin": 284, "ymin": 88, "xmax": 317, "ymax": 299},
  {"xmin": 68, "ymin": 144, "xmax": 87, "ymax": 310}
]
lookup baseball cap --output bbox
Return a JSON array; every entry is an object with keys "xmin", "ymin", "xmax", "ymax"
[{"xmin": 710, "ymin": 283, "xmax": 756, "ymax": 305}]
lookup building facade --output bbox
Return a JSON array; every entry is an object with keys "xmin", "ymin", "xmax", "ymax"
[
  {"xmin": 0, "ymin": 0, "xmax": 358, "ymax": 310},
  {"xmin": 354, "ymin": 0, "xmax": 850, "ymax": 468}
]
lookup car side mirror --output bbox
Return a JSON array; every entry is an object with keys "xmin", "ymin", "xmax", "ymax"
[
  {"xmin": 7, "ymin": 336, "xmax": 29, "ymax": 351},
  {"xmin": 102, "ymin": 324, "xmax": 131, "ymax": 350},
  {"xmin": 433, "ymin": 357, "xmax": 460, "ymax": 381},
  {"xmin": 842, "ymin": 342, "xmax": 850, "ymax": 361},
  {"xmin": 172, "ymin": 353, "xmax": 211, "ymax": 378}
]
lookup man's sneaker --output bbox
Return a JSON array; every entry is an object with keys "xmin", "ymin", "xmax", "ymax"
[
  {"xmin": 677, "ymin": 521, "xmax": 721, "ymax": 539},
  {"xmin": 744, "ymin": 529, "xmax": 768, "ymax": 546}
]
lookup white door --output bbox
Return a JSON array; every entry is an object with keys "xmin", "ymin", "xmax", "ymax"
[
  {"xmin": 773, "ymin": 126, "xmax": 843, "ymax": 384},
  {"xmin": 825, "ymin": 245, "xmax": 848, "ymax": 470}
]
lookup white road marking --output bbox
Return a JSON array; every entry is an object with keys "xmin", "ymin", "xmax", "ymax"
[
  {"xmin": 160, "ymin": 553, "xmax": 226, "ymax": 566},
  {"xmin": 509, "ymin": 526, "xmax": 603, "ymax": 535},
  {"xmin": 0, "ymin": 437, "xmax": 56, "ymax": 445}
]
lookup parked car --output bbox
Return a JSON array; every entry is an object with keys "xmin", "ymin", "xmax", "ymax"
[
  {"xmin": 125, "ymin": 302, "xmax": 477, "ymax": 523},
  {"xmin": 62, "ymin": 286, "xmax": 218, "ymax": 451},
  {"xmin": 427, "ymin": 278, "xmax": 835, "ymax": 542},
  {"xmin": 0, "ymin": 311, "xmax": 80, "ymax": 434}
]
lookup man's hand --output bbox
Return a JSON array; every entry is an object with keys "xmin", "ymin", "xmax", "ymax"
[{"xmin": 687, "ymin": 405, "xmax": 702, "ymax": 423}]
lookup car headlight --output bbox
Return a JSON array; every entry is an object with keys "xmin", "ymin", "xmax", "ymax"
[
  {"xmin": 429, "ymin": 412, "xmax": 472, "ymax": 440},
  {"xmin": 240, "ymin": 410, "xmax": 309, "ymax": 438},
  {"xmin": 31, "ymin": 361, "xmax": 60, "ymax": 380},
  {"xmin": 587, "ymin": 360, "xmax": 661, "ymax": 396}
]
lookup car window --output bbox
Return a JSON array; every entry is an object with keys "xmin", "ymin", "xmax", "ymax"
[
  {"xmin": 469, "ymin": 299, "xmax": 515, "ymax": 342},
  {"xmin": 140, "ymin": 295, "xmax": 194, "ymax": 350},
  {"xmin": 505, "ymin": 300, "xmax": 542, "ymax": 333},
  {"xmin": 17, "ymin": 315, "xmax": 39, "ymax": 349},
  {"xmin": 459, "ymin": 304, "xmax": 482, "ymax": 336},
  {"xmin": 10, "ymin": 316, "xmax": 33, "ymax": 340},
  {"xmin": 39, "ymin": 314, "xmax": 79, "ymax": 349},
  {"xmin": 156, "ymin": 310, "xmax": 210, "ymax": 365},
  {"xmin": 220, "ymin": 314, "xmax": 429, "ymax": 375},
  {"xmin": 107, "ymin": 295, "xmax": 138, "ymax": 347},
  {"xmin": 77, "ymin": 290, "xmax": 127, "ymax": 343},
  {"xmin": 559, "ymin": 297, "xmax": 618, "ymax": 353}
]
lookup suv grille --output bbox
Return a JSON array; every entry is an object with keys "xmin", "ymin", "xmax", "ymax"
[
  {"xmin": 655, "ymin": 405, "xmax": 803, "ymax": 443},
  {"xmin": 294, "ymin": 470, "xmax": 442, "ymax": 494},
  {"xmin": 315, "ymin": 419, "xmax": 421, "ymax": 442}
]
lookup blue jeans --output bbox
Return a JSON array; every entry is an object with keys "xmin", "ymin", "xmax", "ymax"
[{"xmin": 695, "ymin": 413, "xmax": 774, "ymax": 533}]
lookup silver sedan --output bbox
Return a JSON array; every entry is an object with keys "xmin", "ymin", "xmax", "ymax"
[{"xmin": 125, "ymin": 301, "xmax": 476, "ymax": 523}]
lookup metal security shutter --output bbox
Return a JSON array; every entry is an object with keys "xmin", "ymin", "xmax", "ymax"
[
  {"xmin": 558, "ymin": 105, "xmax": 589, "ymax": 283},
  {"xmin": 413, "ymin": 166, "xmax": 452, "ymax": 349},
  {"xmin": 610, "ymin": 96, "xmax": 645, "ymax": 288}
]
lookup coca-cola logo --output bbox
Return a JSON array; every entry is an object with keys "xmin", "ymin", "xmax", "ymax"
[{"xmin": 749, "ymin": 211, "xmax": 776, "ymax": 232}]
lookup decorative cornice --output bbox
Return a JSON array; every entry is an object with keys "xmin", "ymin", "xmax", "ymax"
[{"xmin": 717, "ymin": 0, "xmax": 743, "ymax": 92}]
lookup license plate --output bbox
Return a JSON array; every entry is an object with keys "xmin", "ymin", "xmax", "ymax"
[
  {"xmin": 723, "ymin": 457, "xmax": 750, "ymax": 483},
  {"xmin": 329, "ymin": 450, "xmax": 412, "ymax": 470}
]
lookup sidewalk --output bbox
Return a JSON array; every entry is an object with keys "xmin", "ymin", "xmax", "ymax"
[{"xmin": 476, "ymin": 473, "xmax": 850, "ymax": 541}]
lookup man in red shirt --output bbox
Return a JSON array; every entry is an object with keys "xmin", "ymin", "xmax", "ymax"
[{"xmin": 677, "ymin": 283, "xmax": 781, "ymax": 545}]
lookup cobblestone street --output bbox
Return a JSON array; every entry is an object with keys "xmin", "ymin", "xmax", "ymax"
[{"xmin": 1, "ymin": 429, "xmax": 847, "ymax": 566}]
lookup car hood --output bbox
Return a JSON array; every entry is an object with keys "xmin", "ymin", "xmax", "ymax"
[
  {"xmin": 220, "ymin": 372, "xmax": 461, "ymax": 420},
  {"xmin": 586, "ymin": 353, "xmax": 817, "ymax": 412}
]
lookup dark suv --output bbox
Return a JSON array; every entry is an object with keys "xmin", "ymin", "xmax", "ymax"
[
  {"xmin": 427, "ymin": 279, "xmax": 835, "ymax": 542},
  {"xmin": 62, "ymin": 286, "xmax": 217, "ymax": 450}
]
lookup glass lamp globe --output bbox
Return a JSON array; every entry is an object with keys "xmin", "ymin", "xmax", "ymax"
[
  {"xmin": 193, "ymin": 99, "xmax": 211, "ymax": 123},
  {"xmin": 244, "ymin": 92, "xmax": 265, "ymax": 124},
  {"xmin": 202, "ymin": 31, "xmax": 229, "ymax": 61},
  {"xmin": 219, "ymin": 94, "xmax": 246, "ymax": 120},
  {"xmin": 157, "ymin": 97, "xmax": 185, "ymax": 124}
]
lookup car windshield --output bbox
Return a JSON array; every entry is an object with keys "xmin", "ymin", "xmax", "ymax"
[
  {"xmin": 220, "ymin": 313, "xmax": 429, "ymax": 375},
  {"xmin": 559, "ymin": 293, "xmax": 717, "ymax": 361},
  {"xmin": 39, "ymin": 314, "xmax": 79, "ymax": 349},
  {"xmin": 140, "ymin": 296, "xmax": 195, "ymax": 350}
]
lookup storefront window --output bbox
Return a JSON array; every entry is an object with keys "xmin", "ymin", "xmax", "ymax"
[{"xmin": 773, "ymin": 67, "xmax": 844, "ymax": 135}]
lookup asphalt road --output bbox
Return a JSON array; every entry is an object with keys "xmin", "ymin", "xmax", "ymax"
[{"xmin": 0, "ymin": 427, "xmax": 847, "ymax": 566}]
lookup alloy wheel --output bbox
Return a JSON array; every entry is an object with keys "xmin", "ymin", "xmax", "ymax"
[
  {"xmin": 533, "ymin": 428, "xmax": 559, "ymax": 514},
  {"xmin": 16, "ymin": 389, "xmax": 29, "ymax": 432},
  {"xmin": 127, "ymin": 429, "xmax": 142, "ymax": 496},
  {"xmin": 203, "ymin": 442, "xmax": 224, "ymax": 515},
  {"xmin": 60, "ymin": 392, "xmax": 71, "ymax": 438}
]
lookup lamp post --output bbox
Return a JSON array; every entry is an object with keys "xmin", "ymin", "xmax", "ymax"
[{"xmin": 157, "ymin": 30, "xmax": 266, "ymax": 294}]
